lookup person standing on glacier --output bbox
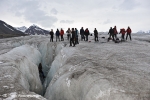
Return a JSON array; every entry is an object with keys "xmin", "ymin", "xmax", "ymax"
[
  {"xmin": 67, "ymin": 28, "xmax": 71, "ymax": 41},
  {"xmin": 113, "ymin": 26, "xmax": 118, "ymax": 41},
  {"xmin": 55, "ymin": 29, "xmax": 60, "ymax": 42},
  {"xmin": 80, "ymin": 27, "xmax": 85, "ymax": 41},
  {"xmin": 108, "ymin": 27, "xmax": 114, "ymax": 41},
  {"xmin": 84, "ymin": 28, "xmax": 90, "ymax": 41},
  {"xmin": 49, "ymin": 29, "xmax": 54, "ymax": 42},
  {"xmin": 60, "ymin": 28, "xmax": 64, "ymax": 41},
  {"xmin": 70, "ymin": 28, "xmax": 76, "ymax": 47},
  {"xmin": 75, "ymin": 28, "xmax": 79, "ymax": 44},
  {"xmin": 126, "ymin": 26, "xmax": 132, "ymax": 41},
  {"xmin": 94, "ymin": 28, "xmax": 99, "ymax": 42},
  {"xmin": 119, "ymin": 28, "xmax": 126, "ymax": 41}
]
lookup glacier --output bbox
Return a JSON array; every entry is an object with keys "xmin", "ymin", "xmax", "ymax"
[
  {"xmin": 0, "ymin": 34, "xmax": 150, "ymax": 100},
  {"xmin": 0, "ymin": 35, "xmax": 64, "ymax": 99}
]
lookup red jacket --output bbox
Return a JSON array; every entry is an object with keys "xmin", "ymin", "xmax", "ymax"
[
  {"xmin": 60, "ymin": 30, "xmax": 64, "ymax": 35},
  {"xmin": 113, "ymin": 28, "xmax": 118, "ymax": 34},
  {"xmin": 126, "ymin": 28, "xmax": 132, "ymax": 34},
  {"xmin": 120, "ymin": 28, "xmax": 126, "ymax": 35}
]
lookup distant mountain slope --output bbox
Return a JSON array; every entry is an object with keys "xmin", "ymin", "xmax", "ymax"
[
  {"xmin": 136, "ymin": 30, "xmax": 150, "ymax": 34},
  {"xmin": 15, "ymin": 26, "xmax": 27, "ymax": 32},
  {"xmin": 25, "ymin": 25, "xmax": 49, "ymax": 35},
  {"xmin": 0, "ymin": 20, "xmax": 25, "ymax": 38}
]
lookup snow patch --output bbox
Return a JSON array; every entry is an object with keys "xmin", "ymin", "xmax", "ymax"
[
  {"xmin": 3, "ymin": 92, "xmax": 17, "ymax": 100},
  {"xmin": 94, "ymin": 88, "xmax": 125, "ymax": 99},
  {"xmin": 3, "ymin": 24, "xmax": 14, "ymax": 31},
  {"xmin": 3, "ymin": 86, "xmax": 9, "ymax": 89},
  {"xmin": 4, "ymin": 75, "xmax": 11, "ymax": 78},
  {"xmin": 18, "ymin": 94, "xmax": 41, "ymax": 98},
  {"xmin": 66, "ymin": 78, "xmax": 71, "ymax": 87},
  {"xmin": 15, "ymin": 26, "xmax": 27, "ymax": 32},
  {"xmin": 0, "ymin": 61, "xmax": 3, "ymax": 64},
  {"xmin": 1, "ymin": 94, "xmax": 8, "ymax": 98},
  {"xmin": 1, "ymin": 92, "xmax": 45, "ymax": 100},
  {"xmin": 69, "ymin": 66, "xmax": 76, "ymax": 72}
]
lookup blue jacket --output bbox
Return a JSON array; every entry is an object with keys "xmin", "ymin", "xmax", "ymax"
[
  {"xmin": 56, "ymin": 30, "xmax": 60, "ymax": 36},
  {"xmin": 76, "ymin": 30, "xmax": 79, "ymax": 37}
]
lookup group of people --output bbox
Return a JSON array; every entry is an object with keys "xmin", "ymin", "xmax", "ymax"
[
  {"xmin": 49, "ymin": 28, "xmax": 64, "ymax": 42},
  {"xmin": 66, "ymin": 27, "xmax": 99, "ymax": 47},
  {"xmin": 108, "ymin": 26, "xmax": 132, "ymax": 42},
  {"xmin": 66, "ymin": 28, "xmax": 79, "ymax": 47},
  {"xmin": 79, "ymin": 27, "xmax": 99, "ymax": 42},
  {"xmin": 49, "ymin": 26, "xmax": 132, "ymax": 45}
]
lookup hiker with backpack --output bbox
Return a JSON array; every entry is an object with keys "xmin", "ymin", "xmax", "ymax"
[
  {"xmin": 84, "ymin": 28, "xmax": 90, "ymax": 41},
  {"xmin": 108, "ymin": 27, "xmax": 114, "ymax": 41},
  {"xmin": 94, "ymin": 28, "xmax": 99, "ymax": 42},
  {"xmin": 126, "ymin": 26, "xmax": 132, "ymax": 40},
  {"xmin": 60, "ymin": 28, "xmax": 64, "ymax": 41},
  {"xmin": 55, "ymin": 29, "xmax": 60, "ymax": 42},
  {"xmin": 49, "ymin": 29, "xmax": 54, "ymax": 42}
]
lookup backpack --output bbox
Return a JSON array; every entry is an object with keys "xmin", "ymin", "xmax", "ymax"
[{"xmin": 76, "ymin": 30, "xmax": 79, "ymax": 36}]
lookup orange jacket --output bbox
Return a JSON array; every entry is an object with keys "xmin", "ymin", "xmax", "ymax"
[{"xmin": 60, "ymin": 30, "xmax": 64, "ymax": 35}]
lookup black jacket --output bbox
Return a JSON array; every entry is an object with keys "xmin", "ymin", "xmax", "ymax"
[
  {"xmin": 71, "ymin": 31, "xmax": 76, "ymax": 38},
  {"xmin": 108, "ymin": 28, "xmax": 114, "ymax": 34},
  {"xmin": 50, "ymin": 31, "xmax": 54, "ymax": 36},
  {"xmin": 94, "ymin": 30, "xmax": 98, "ymax": 36},
  {"xmin": 80, "ymin": 29, "xmax": 84, "ymax": 35}
]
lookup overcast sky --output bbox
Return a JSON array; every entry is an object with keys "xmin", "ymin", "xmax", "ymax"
[{"xmin": 0, "ymin": 0, "xmax": 150, "ymax": 32}]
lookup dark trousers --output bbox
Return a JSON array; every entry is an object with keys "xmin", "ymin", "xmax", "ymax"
[
  {"xmin": 108, "ymin": 33, "xmax": 113, "ymax": 42},
  {"xmin": 81, "ymin": 34, "xmax": 85, "ymax": 41},
  {"xmin": 67, "ymin": 34, "xmax": 70, "ymax": 41},
  {"xmin": 126, "ymin": 33, "xmax": 132, "ymax": 40},
  {"xmin": 70, "ymin": 38, "xmax": 75, "ymax": 46},
  {"xmin": 50, "ymin": 36, "xmax": 53, "ymax": 42},
  {"xmin": 56, "ymin": 36, "xmax": 60, "ymax": 42},
  {"xmin": 109, "ymin": 33, "xmax": 113, "ymax": 38},
  {"xmin": 61, "ymin": 35, "xmax": 64, "ymax": 41},
  {"xmin": 113, "ymin": 34, "xmax": 117, "ymax": 41},
  {"xmin": 121, "ymin": 34, "xmax": 125, "ymax": 40},
  {"xmin": 85, "ymin": 35, "xmax": 88, "ymax": 41},
  {"xmin": 94, "ymin": 35, "xmax": 98, "ymax": 41},
  {"xmin": 75, "ymin": 37, "xmax": 79, "ymax": 44}
]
